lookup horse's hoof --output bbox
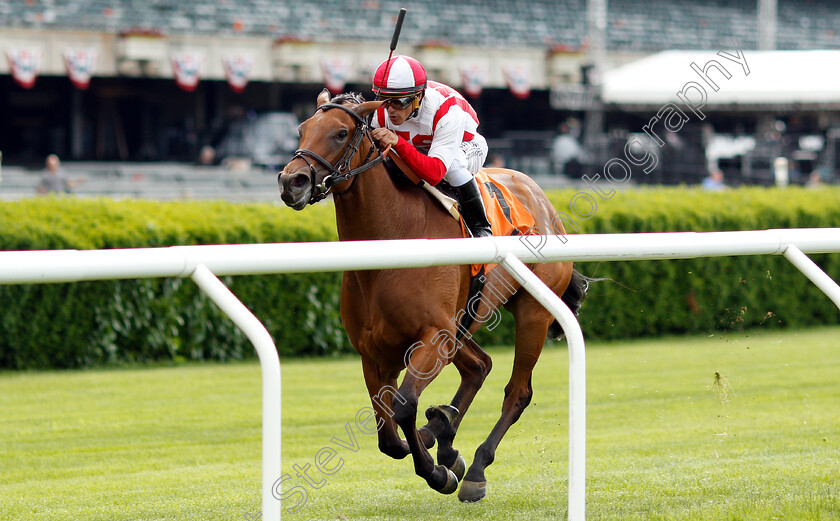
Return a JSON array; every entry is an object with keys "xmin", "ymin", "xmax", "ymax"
[
  {"xmin": 458, "ymin": 480, "xmax": 487, "ymax": 503},
  {"xmin": 440, "ymin": 404, "xmax": 459, "ymax": 423},
  {"xmin": 425, "ymin": 403, "xmax": 459, "ymax": 423},
  {"xmin": 448, "ymin": 454, "xmax": 466, "ymax": 482},
  {"xmin": 438, "ymin": 468, "xmax": 459, "ymax": 495}
]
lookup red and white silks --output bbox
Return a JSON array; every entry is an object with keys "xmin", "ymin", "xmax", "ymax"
[
  {"xmin": 6, "ymin": 47, "xmax": 41, "ymax": 89},
  {"xmin": 62, "ymin": 48, "xmax": 98, "ymax": 90},
  {"xmin": 372, "ymin": 55, "xmax": 426, "ymax": 96},
  {"xmin": 222, "ymin": 54, "xmax": 253, "ymax": 93},
  {"xmin": 170, "ymin": 52, "xmax": 203, "ymax": 92}
]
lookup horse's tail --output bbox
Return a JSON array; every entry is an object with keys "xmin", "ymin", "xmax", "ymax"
[
  {"xmin": 548, "ymin": 269, "xmax": 596, "ymax": 340},
  {"xmin": 562, "ymin": 269, "xmax": 590, "ymax": 315}
]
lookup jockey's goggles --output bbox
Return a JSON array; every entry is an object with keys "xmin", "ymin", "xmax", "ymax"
[{"xmin": 378, "ymin": 94, "xmax": 419, "ymax": 110}]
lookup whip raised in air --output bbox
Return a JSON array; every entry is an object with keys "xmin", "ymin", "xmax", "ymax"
[{"xmin": 375, "ymin": 7, "xmax": 407, "ymax": 98}]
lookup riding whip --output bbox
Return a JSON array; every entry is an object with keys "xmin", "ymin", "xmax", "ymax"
[{"xmin": 375, "ymin": 7, "xmax": 407, "ymax": 98}]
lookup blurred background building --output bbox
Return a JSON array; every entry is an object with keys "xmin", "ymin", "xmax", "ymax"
[{"xmin": 1, "ymin": 0, "xmax": 839, "ymax": 198}]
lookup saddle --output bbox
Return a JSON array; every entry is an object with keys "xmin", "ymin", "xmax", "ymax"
[
  {"xmin": 429, "ymin": 171, "xmax": 537, "ymax": 275},
  {"xmin": 383, "ymin": 150, "xmax": 537, "ymax": 274}
]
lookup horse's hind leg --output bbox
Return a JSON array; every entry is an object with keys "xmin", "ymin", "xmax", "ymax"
[
  {"xmin": 419, "ymin": 337, "xmax": 492, "ymax": 477},
  {"xmin": 459, "ymin": 293, "xmax": 553, "ymax": 502}
]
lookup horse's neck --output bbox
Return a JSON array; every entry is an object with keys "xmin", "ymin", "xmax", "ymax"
[{"xmin": 333, "ymin": 165, "xmax": 424, "ymax": 241}]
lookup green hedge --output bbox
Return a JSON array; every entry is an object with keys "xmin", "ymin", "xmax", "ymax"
[
  {"xmin": 547, "ymin": 186, "xmax": 840, "ymax": 339},
  {"xmin": 1, "ymin": 188, "xmax": 839, "ymax": 369},
  {"xmin": 0, "ymin": 198, "xmax": 346, "ymax": 369}
]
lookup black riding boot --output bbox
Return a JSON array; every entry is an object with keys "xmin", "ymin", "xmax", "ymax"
[{"xmin": 455, "ymin": 178, "xmax": 493, "ymax": 238}]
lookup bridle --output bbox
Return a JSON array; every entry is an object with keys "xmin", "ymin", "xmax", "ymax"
[{"xmin": 291, "ymin": 102, "xmax": 386, "ymax": 205}]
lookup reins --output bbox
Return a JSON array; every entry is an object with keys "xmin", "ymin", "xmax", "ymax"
[{"xmin": 292, "ymin": 102, "xmax": 386, "ymax": 205}]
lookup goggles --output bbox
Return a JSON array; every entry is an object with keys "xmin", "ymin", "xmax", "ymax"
[{"xmin": 378, "ymin": 94, "xmax": 419, "ymax": 110}]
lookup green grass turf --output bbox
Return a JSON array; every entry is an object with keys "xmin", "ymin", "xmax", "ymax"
[{"xmin": 2, "ymin": 327, "xmax": 839, "ymax": 520}]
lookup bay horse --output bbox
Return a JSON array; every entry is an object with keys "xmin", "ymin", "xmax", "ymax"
[{"xmin": 278, "ymin": 90, "xmax": 588, "ymax": 502}]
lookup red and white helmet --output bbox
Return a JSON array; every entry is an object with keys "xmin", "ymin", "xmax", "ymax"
[{"xmin": 372, "ymin": 55, "xmax": 427, "ymax": 98}]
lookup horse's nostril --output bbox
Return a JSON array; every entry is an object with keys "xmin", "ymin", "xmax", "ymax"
[{"xmin": 292, "ymin": 174, "xmax": 307, "ymax": 189}]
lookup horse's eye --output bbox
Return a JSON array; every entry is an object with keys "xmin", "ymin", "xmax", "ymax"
[{"xmin": 336, "ymin": 129, "xmax": 348, "ymax": 141}]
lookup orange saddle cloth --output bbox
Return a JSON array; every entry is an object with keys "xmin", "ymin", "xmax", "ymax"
[{"xmin": 463, "ymin": 170, "xmax": 537, "ymax": 277}]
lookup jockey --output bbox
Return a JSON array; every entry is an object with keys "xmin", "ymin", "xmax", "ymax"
[{"xmin": 370, "ymin": 55, "xmax": 493, "ymax": 238}]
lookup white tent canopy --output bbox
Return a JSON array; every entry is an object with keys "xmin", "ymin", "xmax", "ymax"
[{"xmin": 601, "ymin": 49, "xmax": 840, "ymax": 110}]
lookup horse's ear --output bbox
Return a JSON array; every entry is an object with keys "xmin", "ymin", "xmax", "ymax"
[
  {"xmin": 354, "ymin": 100, "xmax": 385, "ymax": 118},
  {"xmin": 316, "ymin": 89, "xmax": 331, "ymax": 107}
]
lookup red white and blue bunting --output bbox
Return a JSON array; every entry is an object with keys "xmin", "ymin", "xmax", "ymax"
[
  {"xmin": 170, "ymin": 52, "xmax": 204, "ymax": 92},
  {"xmin": 503, "ymin": 64, "xmax": 531, "ymax": 99},
  {"xmin": 321, "ymin": 57, "xmax": 352, "ymax": 94},
  {"xmin": 222, "ymin": 54, "xmax": 253, "ymax": 93},
  {"xmin": 459, "ymin": 63, "xmax": 487, "ymax": 98},
  {"xmin": 5, "ymin": 47, "xmax": 41, "ymax": 89},
  {"xmin": 62, "ymin": 48, "xmax": 98, "ymax": 90}
]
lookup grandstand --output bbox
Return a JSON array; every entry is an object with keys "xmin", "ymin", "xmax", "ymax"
[
  {"xmin": 1, "ymin": 0, "xmax": 839, "ymax": 198},
  {"xmin": 0, "ymin": 161, "xmax": 280, "ymax": 202},
  {"xmin": 2, "ymin": 0, "xmax": 839, "ymax": 51}
]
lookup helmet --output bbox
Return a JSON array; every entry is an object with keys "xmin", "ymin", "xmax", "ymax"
[{"xmin": 372, "ymin": 55, "xmax": 427, "ymax": 99}]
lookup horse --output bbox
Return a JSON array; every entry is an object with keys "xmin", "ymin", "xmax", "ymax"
[{"xmin": 278, "ymin": 89, "xmax": 588, "ymax": 502}]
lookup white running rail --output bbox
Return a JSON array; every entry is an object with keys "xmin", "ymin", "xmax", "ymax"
[{"xmin": 2, "ymin": 228, "xmax": 840, "ymax": 521}]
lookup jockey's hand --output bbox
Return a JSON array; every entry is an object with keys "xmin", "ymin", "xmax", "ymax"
[{"xmin": 371, "ymin": 128, "xmax": 398, "ymax": 147}]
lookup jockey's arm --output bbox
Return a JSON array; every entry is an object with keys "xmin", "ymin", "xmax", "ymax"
[
  {"xmin": 393, "ymin": 137, "xmax": 446, "ymax": 185},
  {"xmin": 393, "ymin": 110, "xmax": 467, "ymax": 186}
]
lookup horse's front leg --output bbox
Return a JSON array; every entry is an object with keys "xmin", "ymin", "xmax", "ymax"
[
  {"xmin": 393, "ymin": 329, "xmax": 460, "ymax": 494},
  {"xmin": 361, "ymin": 357, "xmax": 409, "ymax": 459},
  {"xmin": 419, "ymin": 337, "xmax": 492, "ymax": 476}
]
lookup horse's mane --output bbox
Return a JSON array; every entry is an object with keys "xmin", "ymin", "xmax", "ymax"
[{"xmin": 330, "ymin": 92, "xmax": 366, "ymax": 105}]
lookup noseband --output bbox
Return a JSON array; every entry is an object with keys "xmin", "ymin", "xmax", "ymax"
[{"xmin": 292, "ymin": 103, "xmax": 385, "ymax": 205}]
